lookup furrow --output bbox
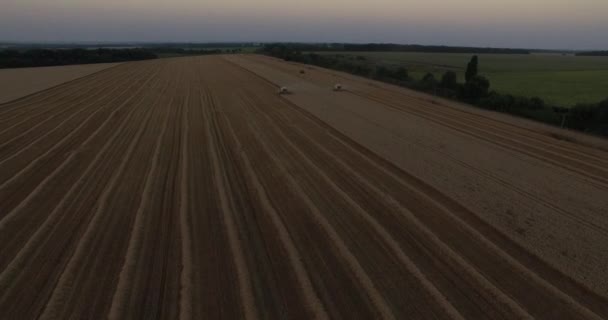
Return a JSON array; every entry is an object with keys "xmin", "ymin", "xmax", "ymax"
[
  {"xmin": 244, "ymin": 90, "xmax": 534, "ymax": 319},
  {"xmin": 0, "ymin": 62, "xmax": 131, "ymax": 119},
  {"xmin": 280, "ymin": 89, "xmax": 608, "ymax": 319},
  {"xmin": 177, "ymin": 84, "xmax": 193, "ymax": 320},
  {"xmin": 0, "ymin": 63, "xmax": 160, "ymax": 228},
  {"xmin": 361, "ymin": 85, "xmax": 608, "ymax": 165},
  {"xmin": 241, "ymin": 90, "xmax": 535, "ymax": 319},
  {"xmin": 218, "ymin": 104, "xmax": 330, "ymax": 320},
  {"xmin": 0, "ymin": 64, "xmax": 168, "ymax": 319},
  {"xmin": 0, "ymin": 63, "xmax": 161, "ymax": 218},
  {"xmin": 107, "ymin": 84, "xmax": 177, "ymax": 319},
  {"xmin": 0, "ymin": 63, "xmax": 151, "ymax": 168},
  {"xmin": 201, "ymin": 90, "xmax": 259, "ymax": 320},
  {"xmin": 218, "ymin": 91, "xmax": 396, "ymax": 319},
  {"xmin": 353, "ymin": 90, "xmax": 608, "ymax": 187},
  {"xmin": 211, "ymin": 91, "xmax": 387, "ymax": 319},
  {"xmin": 0, "ymin": 64, "xmax": 143, "ymax": 153},
  {"xmin": 38, "ymin": 65, "xmax": 172, "ymax": 320}
]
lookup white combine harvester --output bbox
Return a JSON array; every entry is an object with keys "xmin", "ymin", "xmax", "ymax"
[
  {"xmin": 278, "ymin": 86, "xmax": 289, "ymax": 95},
  {"xmin": 334, "ymin": 83, "xmax": 343, "ymax": 91}
]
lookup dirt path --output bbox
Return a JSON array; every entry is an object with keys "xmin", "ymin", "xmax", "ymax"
[{"xmin": 0, "ymin": 55, "xmax": 607, "ymax": 319}]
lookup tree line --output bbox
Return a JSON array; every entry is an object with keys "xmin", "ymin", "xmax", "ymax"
[
  {"xmin": 575, "ymin": 51, "xmax": 608, "ymax": 57},
  {"xmin": 0, "ymin": 47, "xmax": 232, "ymax": 69},
  {"xmin": 152, "ymin": 48, "xmax": 227, "ymax": 55},
  {"xmin": 261, "ymin": 44, "xmax": 608, "ymax": 136},
  {"xmin": 0, "ymin": 42, "xmax": 259, "ymax": 50},
  {"xmin": 267, "ymin": 43, "xmax": 530, "ymax": 54},
  {"xmin": 0, "ymin": 48, "xmax": 157, "ymax": 68}
]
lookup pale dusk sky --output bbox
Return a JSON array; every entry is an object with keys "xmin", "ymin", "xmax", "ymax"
[{"xmin": 1, "ymin": 0, "xmax": 607, "ymax": 49}]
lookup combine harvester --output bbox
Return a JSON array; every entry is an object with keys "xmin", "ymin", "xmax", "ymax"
[{"xmin": 278, "ymin": 83, "xmax": 344, "ymax": 95}]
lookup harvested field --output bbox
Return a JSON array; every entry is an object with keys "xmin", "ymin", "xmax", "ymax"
[
  {"xmin": 1, "ymin": 55, "xmax": 607, "ymax": 319},
  {"xmin": 0, "ymin": 63, "xmax": 120, "ymax": 104}
]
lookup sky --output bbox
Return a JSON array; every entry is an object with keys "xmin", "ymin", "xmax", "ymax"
[{"xmin": 1, "ymin": 0, "xmax": 607, "ymax": 50}]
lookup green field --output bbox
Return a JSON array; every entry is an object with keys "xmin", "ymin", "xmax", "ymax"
[{"xmin": 317, "ymin": 52, "xmax": 608, "ymax": 106}]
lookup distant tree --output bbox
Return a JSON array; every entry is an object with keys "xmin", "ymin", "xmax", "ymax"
[
  {"xmin": 375, "ymin": 66, "xmax": 408, "ymax": 81},
  {"xmin": 529, "ymin": 97, "xmax": 545, "ymax": 110},
  {"xmin": 597, "ymin": 98, "xmax": 608, "ymax": 121},
  {"xmin": 576, "ymin": 51, "xmax": 608, "ymax": 57},
  {"xmin": 418, "ymin": 73, "xmax": 438, "ymax": 92},
  {"xmin": 462, "ymin": 75, "xmax": 490, "ymax": 100},
  {"xmin": 375, "ymin": 66, "xmax": 390, "ymax": 78},
  {"xmin": 478, "ymin": 92, "xmax": 507, "ymax": 110},
  {"xmin": 0, "ymin": 48, "xmax": 156, "ymax": 69},
  {"xmin": 353, "ymin": 65, "xmax": 372, "ymax": 76},
  {"xmin": 393, "ymin": 67, "xmax": 409, "ymax": 81},
  {"xmin": 440, "ymin": 71, "xmax": 458, "ymax": 89},
  {"xmin": 569, "ymin": 103, "xmax": 596, "ymax": 129},
  {"xmin": 465, "ymin": 55, "xmax": 479, "ymax": 82}
]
